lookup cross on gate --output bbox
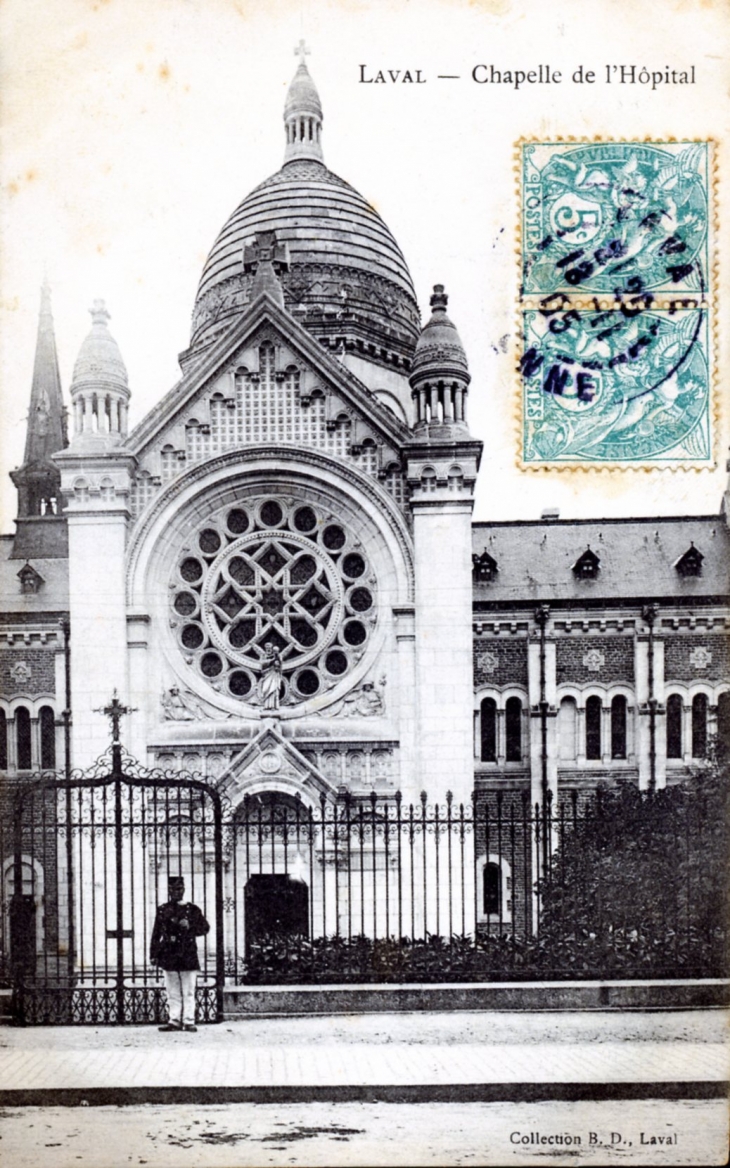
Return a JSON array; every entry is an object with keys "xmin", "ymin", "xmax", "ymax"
[{"xmin": 95, "ymin": 690, "xmax": 137, "ymax": 743}]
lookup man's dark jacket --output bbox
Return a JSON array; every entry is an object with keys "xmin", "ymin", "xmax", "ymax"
[{"xmin": 150, "ymin": 901, "xmax": 210, "ymax": 971}]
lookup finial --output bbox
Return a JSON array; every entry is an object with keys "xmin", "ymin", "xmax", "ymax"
[
  {"xmin": 430, "ymin": 285, "xmax": 448, "ymax": 312},
  {"xmin": 283, "ymin": 45, "xmax": 324, "ymax": 164},
  {"xmin": 95, "ymin": 689, "xmax": 137, "ymax": 743},
  {"xmin": 90, "ymin": 299, "xmax": 111, "ymax": 326}
]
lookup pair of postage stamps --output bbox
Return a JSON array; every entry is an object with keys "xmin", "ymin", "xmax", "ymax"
[{"xmin": 518, "ymin": 140, "xmax": 714, "ymax": 468}]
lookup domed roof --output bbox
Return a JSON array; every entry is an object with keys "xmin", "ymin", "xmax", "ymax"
[
  {"xmin": 71, "ymin": 300, "xmax": 129, "ymax": 395},
  {"xmin": 410, "ymin": 286, "xmax": 469, "ymax": 384},
  {"xmin": 190, "ymin": 56, "xmax": 420, "ymax": 361}
]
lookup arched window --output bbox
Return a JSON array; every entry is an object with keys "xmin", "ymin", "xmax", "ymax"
[
  {"xmin": 692, "ymin": 693, "xmax": 708, "ymax": 759},
  {"xmin": 718, "ymin": 692, "xmax": 730, "ymax": 753},
  {"xmin": 16, "ymin": 706, "xmax": 31, "ymax": 770},
  {"xmin": 505, "ymin": 697, "xmax": 522, "ymax": 762},
  {"xmin": 0, "ymin": 710, "xmax": 6, "ymax": 770},
  {"xmin": 480, "ymin": 698, "xmax": 497, "ymax": 762},
  {"xmin": 610, "ymin": 695, "xmax": 627, "ymax": 760},
  {"xmin": 666, "ymin": 694, "xmax": 683, "ymax": 759},
  {"xmin": 558, "ymin": 697, "xmax": 577, "ymax": 761},
  {"xmin": 39, "ymin": 706, "xmax": 56, "ymax": 769},
  {"xmin": 585, "ymin": 696, "xmax": 602, "ymax": 760},
  {"xmin": 483, "ymin": 863, "xmax": 500, "ymax": 915}
]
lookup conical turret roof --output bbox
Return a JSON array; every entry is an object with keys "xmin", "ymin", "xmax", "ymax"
[
  {"xmin": 284, "ymin": 56, "xmax": 323, "ymax": 120},
  {"xmin": 71, "ymin": 300, "xmax": 128, "ymax": 394},
  {"xmin": 411, "ymin": 286, "xmax": 469, "ymax": 383}
]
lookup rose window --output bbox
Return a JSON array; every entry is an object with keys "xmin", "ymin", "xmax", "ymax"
[{"xmin": 170, "ymin": 498, "xmax": 376, "ymax": 705}]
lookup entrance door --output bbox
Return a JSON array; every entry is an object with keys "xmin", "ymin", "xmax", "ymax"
[{"xmin": 244, "ymin": 873, "xmax": 309, "ymax": 956}]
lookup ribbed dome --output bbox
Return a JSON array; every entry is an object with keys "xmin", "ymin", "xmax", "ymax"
[
  {"xmin": 190, "ymin": 55, "xmax": 420, "ymax": 362},
  {"xmin": 71, "ymin": 300, "xmax": 128, "ymax": 393},
  {"xmin": 411, "ymin": 286, "xmax": 469, "ymax": 384}
]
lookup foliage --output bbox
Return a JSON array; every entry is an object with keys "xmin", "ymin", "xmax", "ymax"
[
  {"xmin": 242, "ymin": 762, "xmax": 729, "ymax": 984},
  {"xmin": 537, "ymin": 762, "xmax": 730, "ymax": 979}
]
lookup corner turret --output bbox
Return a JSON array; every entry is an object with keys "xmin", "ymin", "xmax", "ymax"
[
  {"xmin": 409, "ymin": 285, "xmax": 470, "ymax": 435},
  {"xmin": 67, "ymin": 301, "xmax": 130, "ymax": 450}
]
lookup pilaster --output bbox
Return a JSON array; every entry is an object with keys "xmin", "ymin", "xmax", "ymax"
[
  {"xmin": 527, "ymin": 629, "xmax": 557, "ymax": 808},
  {"xmin": 54, "ymin": 447, "xmax": 136, "ymax": 766},
  {"xmin": 405, "ymin": 437, "xmax": 481, "ymax": 805}
]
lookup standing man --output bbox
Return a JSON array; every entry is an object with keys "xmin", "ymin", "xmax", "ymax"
[{"xmin": 150, "ymin": 876, "xmax": 210, "ymax": 1032}]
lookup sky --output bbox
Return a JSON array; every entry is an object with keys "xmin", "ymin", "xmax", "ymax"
[{"xmin": 1, "ymin": 0, "xmax": 728, "ymax": 529}]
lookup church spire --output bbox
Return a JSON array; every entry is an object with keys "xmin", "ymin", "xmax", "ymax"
[
  {"xmin": 23, "ymin": 280, "xmax": 67, "ymax": 463},
  {"xmin": 283, "ymin": 41, "xmax": 324, "ymax": 165},
  {"xmin": 9, "ymin": 282, "xmax": 68, "ymax": 558}
]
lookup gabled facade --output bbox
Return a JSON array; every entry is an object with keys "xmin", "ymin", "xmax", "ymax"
[{"xmin": 1, "ymin": 51, "xmax": 728, "ymax": 831}]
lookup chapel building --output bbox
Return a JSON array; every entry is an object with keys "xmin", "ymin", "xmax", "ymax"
[{"xmin": 1, "ymin": 51, "xmax": 729, "ymax": 858}]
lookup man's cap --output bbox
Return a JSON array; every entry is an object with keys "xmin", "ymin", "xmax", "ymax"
[{"xmin": 168, "ymin": 876, "xmax": 185, "ymax": 887}]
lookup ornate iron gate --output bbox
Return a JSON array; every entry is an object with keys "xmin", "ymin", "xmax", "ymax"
[{"xmin": 10, "ymin": 701, "xmax": 224, "ymax": 1025}]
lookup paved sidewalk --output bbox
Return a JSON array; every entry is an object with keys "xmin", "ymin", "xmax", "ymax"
[{"xmin": 0, "ymin": 1010, "xmax": 727, "ymax": 1105}]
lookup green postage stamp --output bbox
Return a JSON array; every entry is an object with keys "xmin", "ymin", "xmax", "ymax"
[{"xmin": 519, "ymin": 140, "xmax": 714, "ymax": 468}]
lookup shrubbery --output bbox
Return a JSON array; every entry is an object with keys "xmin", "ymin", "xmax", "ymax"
[{"xmin": 241, "ymin": 764, "xmax": 729, "ymax": 985}]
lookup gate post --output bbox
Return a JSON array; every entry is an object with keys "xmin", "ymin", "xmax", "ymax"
[
  {"xmin": 213, "ymin": 790, "xmax": 224, "ymax": 1021},
  {"xmin": 97, "ymin": 692, "xmax": 137, "ymax": 1026}
]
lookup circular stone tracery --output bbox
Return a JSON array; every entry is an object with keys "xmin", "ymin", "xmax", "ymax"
[{"xmin": 170, "ymin": 497, "xmax": 376, "ymax": 705}]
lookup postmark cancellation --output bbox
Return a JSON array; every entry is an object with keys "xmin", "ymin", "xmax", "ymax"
[{"xmin": 518, "ymin": 140, "xmax": 715, "ymax": 469}]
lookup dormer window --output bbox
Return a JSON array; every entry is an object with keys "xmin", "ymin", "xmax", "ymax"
[
  {"xmin": 572, "ymin": 548, "xmax": 600, "ymax": 580},
  {"xmin": 473, "ymin": 550, "xmax": 498, "ymax": 583},
  {"xmin": 17, "ymin": 563, "xmax": 44, "ymax": 595},
  {"xmin": 675, "ymin": 543, "xmax": 703, "ymax": 578}
]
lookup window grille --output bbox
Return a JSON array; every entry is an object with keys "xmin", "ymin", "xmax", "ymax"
[
  {"xmin": 185, "ymin": 421, "xmax": 206, "ymax": 463},
  {"xmin": 130, "ymin": 470, "xmax": 157, "ymax": 517},
  {"xmin": 160, "ymin": 446, "xmax": 178, "ymax": 483},
  {"xmin": 358, "ymin": 439, "xmax": 378, "ymax": 477},
  {"xmin": 384, "ymin": 465, "xmax": 406, "ymax": 508}
]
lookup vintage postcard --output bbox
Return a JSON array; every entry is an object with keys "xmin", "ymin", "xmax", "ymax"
[{"xmin": 0, "ymin": 1, "xmax": 728, "ymax": 1166}]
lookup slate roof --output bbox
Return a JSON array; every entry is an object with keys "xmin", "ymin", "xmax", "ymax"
[
  {"xmin": 0, "ymin": 535, "xmax": 69, "ymax": 616},
  {"xmin": 472, "ymin": 514, "xmax": 730, "ymax": 607}
]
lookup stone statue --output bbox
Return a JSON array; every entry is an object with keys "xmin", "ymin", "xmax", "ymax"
[
  {"xmin": 259, "ymin": 642, "xmax": 283, "ymax": 712},
  {"xmin": 161, "ymin": 686, "xmax": 203, "ymax": 721},
  {"xmin": 317, "ymin": 675, "xmax": 387, "ymax": 719},
  {"xmin": 161, "ymin": 685, "xmax": 233, "ymax": 722}
]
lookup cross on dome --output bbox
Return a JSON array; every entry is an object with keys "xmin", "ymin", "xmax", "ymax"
[{"xmin": 284, "ymin": 43, "xmax": 323, "ymax": 164}]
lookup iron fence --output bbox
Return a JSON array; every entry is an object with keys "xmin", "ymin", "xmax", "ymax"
[{"xmin": 1, "ymin": 759, "xmax": 726, "ymax": 1019}]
